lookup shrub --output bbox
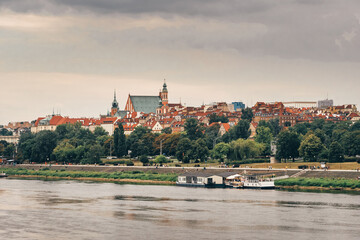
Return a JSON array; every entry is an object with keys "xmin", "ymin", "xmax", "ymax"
[
  {"xmin": 139, "ymin": 155, "xmax": 149, "ymax": 165},
  {"xmin": 298, "ymin": 165, "xmax": 308, "ymax": 169},
  {"xmin": 126, "ymin": 161, "xmax": 134, "ymax": 166},
  {"xmin": 155, "ymin": 155, "xmax": 168, "ymax": 164}
]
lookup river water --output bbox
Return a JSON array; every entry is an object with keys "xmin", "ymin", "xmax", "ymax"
[{"xmin": 0, "ymin": 179, "xmax": 359, "ymax": 240}]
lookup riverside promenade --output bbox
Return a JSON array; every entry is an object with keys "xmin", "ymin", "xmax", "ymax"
[{"xmin": 3, "ymin": 164, "xmax": 360, "ymax": 179}]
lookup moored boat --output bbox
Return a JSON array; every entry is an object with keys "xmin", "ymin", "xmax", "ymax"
[
  {"xmin": 242, "ymin": 175, "xmax": 275, "ymax": 189},
  {"xmin": 0, "ymin": 172, "xmax": 8, "ymax": 178}
]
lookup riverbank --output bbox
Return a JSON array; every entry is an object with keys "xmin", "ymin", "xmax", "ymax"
[
  {"xmin": 7, "ymin": 175, "xmax": 175, "ymax": 185},
  {"xmin": 277, "ymin": 185, "xmax": 360, "ymax": 192},
  {"xmin": 275, "ymin": 177, "xmax": 360, "ymax": 191},
  {"xmin": 0, "ymin": 168, "xmax": 177, "ymax": 185}
]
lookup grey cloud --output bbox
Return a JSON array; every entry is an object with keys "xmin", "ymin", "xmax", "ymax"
[
  {"xmin": 1, "ymin": 0, "xmax": 360, "ymax": 62},
  {"xmin": 0, "ymin": 0, "xmax": 276, "ymax": 16}
]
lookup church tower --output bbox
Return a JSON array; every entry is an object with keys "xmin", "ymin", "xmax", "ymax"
[
  {"xmin": 160, "ymin": 80, "xmax": 168, "ymax": 106},
  {"xmin": 111, "ymin": 90, "xmax": 119, "ymax": 116}
]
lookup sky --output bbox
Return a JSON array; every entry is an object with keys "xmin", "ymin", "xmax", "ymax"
[{"xmin": 0, "ymin": 0, "xmax": 360, "ymax": 125}]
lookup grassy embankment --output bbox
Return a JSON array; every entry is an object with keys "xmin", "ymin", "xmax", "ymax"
[
  {"xmin": 1, "ymin": 168, "xmax": 177, "ymax": 184},
  {"xmin": 101, "ymin": 158, "xmax": 360, "ymax": 170},
  {"xmin": 275, "ymin": 177, "xmax": 360, "ymax": 191},
  {"xmin": 247, "ymin": 162, "xmax": 360, "ymax": 170}
]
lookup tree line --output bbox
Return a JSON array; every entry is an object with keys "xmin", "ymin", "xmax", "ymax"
[{"xmin": 9, "ymin": 111, "xmax": 360, "ymax": 164}]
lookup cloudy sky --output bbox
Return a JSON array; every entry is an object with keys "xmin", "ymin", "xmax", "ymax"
[{"xmin": 1, "ymin": 0, "xmax": 359, "ymax": 125}]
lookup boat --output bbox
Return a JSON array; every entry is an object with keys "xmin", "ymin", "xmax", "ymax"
[
  {"xmin": 242, "ymin": 175, "xmax": 275, "ymax": 189},
  {"xmin": 0, "ymin": 172, "xmax": 8, "ymax": 178}
]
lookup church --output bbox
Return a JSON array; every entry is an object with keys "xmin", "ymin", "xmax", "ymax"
[{"xmin": 109, "ymin": 81, "xmax": 176, "ymax": 116}]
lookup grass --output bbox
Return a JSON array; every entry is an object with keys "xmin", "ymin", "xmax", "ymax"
[
  {"xmin": 247, "ymin": 162, "xmax": 360, "ymax": 170},
  {"xmin": 1, "ymin": 168, "xmax": 178, "ymax": 182},
  {"xmin": 275, "ymin": 177, "xmax": 360, "ymax": 189}
]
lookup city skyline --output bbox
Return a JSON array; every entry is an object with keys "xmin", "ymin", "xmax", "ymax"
[{"xmin": 1, "ymin": 0, "xmax": 360, "ymax": 124}]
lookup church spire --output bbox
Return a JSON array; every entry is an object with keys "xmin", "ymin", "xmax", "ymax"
[
  {"xmin": 162, "ymin": 79, "xmax": 168, "ymax": 92},
  {"xmin": 111, "ymin": 89, "xmax": 119, "ymax": 109}
]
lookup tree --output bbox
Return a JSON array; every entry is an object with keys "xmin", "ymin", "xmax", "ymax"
[
  {"xmin": 0, "ymin": 143, "xmax": 4, "ymax": 156},
  {"xmin": 212, "ymin": 142, "xmax": 230, "ymax": 162},
  {"xmin": 94, "ymin": 126, "xmax": 108, "ymax": 137},
  {"xmin": 299, "ymin": 134, "xmax": 324, "ymax": 162},
  {"xmin": 241, "ymin": 107, "xmax": 253, "ymax": 122},
  {"xmin": 113, "ymin": 128, "xmax": 120, "ymax": 156},
  {"xmin": 155, "ymin": 155, "xmax": 168, "ymax": 165},
  {"xmin": 276, "ymin": 130, "xmax": 301, "ymax": 162},
  {"xmin": 184, "ymin": 118, "xmax": 204, "ymax": 140},
  {"xmin": 126, "ymin": 126, "xmax": 153, "ymax": 157},
  {"xmin": 159, "ymin": 133, "xmax": 181, "ymax": 156},
  {"xmin": 230, "ymin": 120, "xmax": 251, "ymax": 140},
  {"xmin": 32, "ymin": 130, "xmax": 58, "ymax": 162},
  {"xmin": 328, "ymin": 142, "xmax": 344, "ymax": 163},
  {"xmin": 310, "ymin": 119, "xmax": 325, "ymax": 131},
  {"xmin": 341, "ymin": 130, "xmax": 360, "ymax": 156},
  {"xmin": 205, "ymin": 123, "xmax": 220, "ymax": 149},
  {"xmin": 117, "ymin": 124, "xmax": 127, "ymax": 157},
  {"xmin": 0, "ymin": 128, "xmax": 13, "ymax": 136},
  {"xmin": 255, "ymin": 126, "xmax": 273, "ymax": 156},
  {"xmin": 314, "ymin": 129, "xmax": 326, "ymax": 144},
  {"xmin": 291, "ymin": 123, "xmax": 309, "ymax": 136},
  {"xmin": 209, "ymin": 114, "xmax": 229, "ymax": 124},
  {"xmin": 83, "ymin": 144, "xmax": 103, "ymax": 164},
  {"xmin": 175, "ymin": 138, "xmax": 193, "ymax": 163},
  {"xmin": 139, "ymin": 155, "xmax": 149, "ymax": 166},
  {"xmin": 53, "ymin": 140, "xmax": 77, "ymax": 164},
  {"xmin": 193, "ymin": 138, "xmax": 210, "ymax": 162},
  {"xmin": 3, "ymin": 144, "xmax": 15, "ymax": 158},
  {"xmin": 229, "ymin": 139, "xmax": 263, "ymax": 161},
  {"xmin": 350, "ymin": 121, "xmax": 360, "ymax": 131},
  {"xmin": 161, "ymin": 127, "xmax": 172, "ymax": 134},
  {"xmin": 268, "ymin": 118, "xmax": 283, "ymax": 137}
]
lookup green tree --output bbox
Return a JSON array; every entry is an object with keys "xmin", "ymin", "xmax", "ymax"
[
  {"xmin": 83, "ymin": 144, "xmax": 103, "ymax": 164},
  {"xmin": 175, "ymin": 138, "xmax": 193, "ymax": 163},
  {"xmin": 155, "ymin": 155, "xmax": 168, "ymax": 165},
  {"xmin": 139, "ymin": 155, "xmax": 149, "ymax": 166},
  {"xmin": 53, "ymin": 140, "xmax": 77, "ymax": 164},
  {"xmin": 205, "ymin": 123, "xmax": 221, "ymax": 149},
  {"xmin": 291, "ymin": 123, "xmax": 309, "ymax": 136},
  {"xmin": 209, "ymin": 114, "xmax": 229, "ymax": 124},
  {"xmin": 310, "ymin": 119, "xmax": 325, "ymax": 131},
  {"xmin": 94, "ymin": 126, "xmax": 108, "ymax": 137},
  {"xmin": 268, "ymin": 118, "xmax": 283, "ymax": 137},
  {"xmin": 0, "ymin": 128, "xmax": 13, "ymax": 136},
  {"xmin": 117, "ymin": 124, "xmax": 127, "ymax": 157},
  {"xmin": 212, "ymin": 142, "xmax": 230, "ymax": 162},
  {"xmin": 32, "ymin": 130, "xmax": 58, "ymax": 162},
  {"xmin": 350, "ymin": 121, "xmax": 360, "ymax": 131},
  {"xmin": 184, "ymin": 118, "xmax": 204, "ymax": 140},
  {"xmin": 241, "ymin": 107, "xmax": 253, "ymax": 122},
  {"xmin": 299, "ymin": 134, "xmax": 324, "ymax": 162},
  {"xmin": 341, "ymin": 130, "xmax": 360, "ymax": 156},
  {"xmin": 161, "ymin": 127, "xmax": 172, "ymax": 134},
  {"xmin": 226, "ymin": 120, "xmax": 250, "ymax": 141},
  {"xmin": 255, "ymin": 126, "xmax": 273, "ymax": 156},
  {"xmin": 328, "ymin": 142, "xmax": 344, "ymax": 162},
  {"xmin": 156, "ymin": 133, "xmax": 182, "ymax": 156},
  {"xmin": 113, "ymin": 128, "xmax": 120, "ymax": 156},
  {"xmin": 276, "ymin": 130, "xmax": 301, "ymax": 162},
  {"xmin": 193, "ymin": 138, "xmax": 210, "ymax": 162},
  {"xmin": 3, "ymin": 144, "xmax": 15, "ymax": 158},
  {"xmin": 229, "ymin": 139, "xmax": 264, "ymax": 161}
]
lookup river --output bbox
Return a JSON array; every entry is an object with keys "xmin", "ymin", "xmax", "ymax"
[{"xmin": 0, "ymin": 178, "xmax": 359, "ymax": 240}]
